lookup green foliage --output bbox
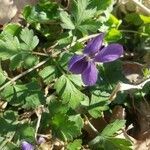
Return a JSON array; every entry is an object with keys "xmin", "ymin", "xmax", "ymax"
[
  {"xmin": 125, "ymin": 13, "xmax": 143, "ymax": 26},
  {"xmin": 0, "ymin": 34, "xmax": 21, "ymax": 60},
  {"xmin": 105, "ymin": 28, "xmax": 122, "ymax": 42},
  {"xmin": 0, "ymin": 26, "xmax": 39, "ymax": 70},
  {"xmin": 0, "ymin": 65, "xmax": 7, "ymax": 86},
  {"xmin": 88, "ymin": 91, "xmax": 110, "ymax": 118},
  {"xmin": 100, "ymin": 120, "xmax": 126, "ymax": 137},
  {"xmin": 89, "ymin": 120, "xmax": 132, "ymax": 149},
  {"xmin": 0, "ymin": 0, "xmax": 148, "ymax": 149},
  {"xmin": 54, "ymin": 75, "xmax": 86, "ymax": 108},
  {"xmin": 59, "ymin": 0, "xmax": 101, "ymax": 35},
  {"xmin": 2, "ymin": 24, "xmax": 22, "ymax": 36},
  {"xmin": 23, "ymin": 1, "xmax": 58, "ymax": 23},
  {"xmin": 51, "ymin": 114, "xmax": 83, "ymax": 141},
  {"xmin": 67, "ymin": 139, "xmax": 82, "ymax": 150},
  {"xmin": 1, "ymin": 82, "xmax": 45, "ymax": 108},
  {"xmin": 20, "ymin": 28, "xmax": 39, "ymax": 51},
  {"xmin": 19, "ymin": 125, "xmax": 35, "ymax": 142},
  {"xmin": 39, "ymin": 65, "xmax": 57, "ymax": 84},
  {"xmin": 60, "ymin": 11, "xmax": 75, "ymax": 30}
]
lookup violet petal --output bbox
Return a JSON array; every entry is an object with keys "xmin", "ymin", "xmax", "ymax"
[
  {"xmin": 68, "ymin": 55, "xmax": 88, "ymax": 74},
  {"xmin": 83, "ymin": 33, "xmax": 104, "ymax": 55},
  {"xmin": 38, "ymin": 136, "xmax": 46, "ymax": 144},
  {"xmin": 94, "ymin": 44, "xmax": 123, "ymax": 63},
  {"xmin": 81, "ymin": 62, "xmax": 98, "ymax": 86},
  {"xmin": 21, "ymin": 141, "xmax": 34, "ymax": 150}
]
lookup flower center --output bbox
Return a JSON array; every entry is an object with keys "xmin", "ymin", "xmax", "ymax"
[{"xmin": 85, "ymin": 52, "xmax": 96, "ymax": 62}]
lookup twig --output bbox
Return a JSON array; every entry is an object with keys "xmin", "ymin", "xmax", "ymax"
[
  {"xmin": 132, "ymin": 0, "xmax": 150, "ymax": 15},
  {"xmin": 32, "ymin": 51, "xmax": 49, "ymax": 56},
  {"xmin": 109, "ymin": 78, "xmax": 150, "ymax": 101},
  {"xmin": 66, "ymin": 33, "xmax": 99, "ymax": 49},
  {"xmin": 35, "ymin": 106, "xmax": 44, "ymax": 142},
  {"xmin": 84, "ymin": 115, "xmax": 99, "ymax": 134},
  {"xmin": 0, "ymin": 59, "xmax": 49, "ymax": 91},
  {"xmin": 119, "ymin": 30, "xmax": 149, "ymax": 36}
]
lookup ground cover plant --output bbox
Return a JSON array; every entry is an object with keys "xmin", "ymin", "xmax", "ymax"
[{"xmin": 0, "ymin": 0, "xmax": 150, "ymax": 149}]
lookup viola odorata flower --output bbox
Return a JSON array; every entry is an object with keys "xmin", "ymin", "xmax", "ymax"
[
  {"xmin": 68, "ymin": 33, "xmax": 123, "ymax": 86},
  {"xmin": 21, "ymin": 141, "xmax": 34, "ymax": 150},
  {"xmin": 38, "ymin": 136, "xmax": 46, "ymax": 145}
]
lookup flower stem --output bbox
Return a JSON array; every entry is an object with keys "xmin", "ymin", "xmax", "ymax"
[{"xmin": 119, "ymin": 30, "xmax": 149, "ymax": 36}]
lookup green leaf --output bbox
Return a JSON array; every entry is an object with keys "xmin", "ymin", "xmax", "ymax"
[
  {"xmin": 20, "ymin": 28, "xmax": 39, "ymax": 51},
  {"xmin": 0, "ymin": 34, "xmax": 20, "ymax": 60},
  {"xmin": 10, "ymin": 54, "xmax": 23, "ymax": 70},
  {"xmin": 60, "ymin": 11, "xmax": 75, "ymax": 30},
  {"xmin": 23, "ymin": 1, "xmax": 58, "ymax": 23},
  {"xmin": 77, "ymin": 20, "xmax": 100, "ymax": 35},
  {"xmin": 58, "ymin": 52, "xmax": 72, "ymax": 70},
  {"xmin": 69, "ymin": 114, "xmax": 84, "ymax": 135},
  {"xmin": 1, "ymin": 82, "xmax": 45, "ymax": 107},
  {"xmin": 106, "ymin": 14, "xmax": 122, "ymax": 28},
  {"xmin": 89, "ymin": 120, "xmax": 128, "ymax": 149},
  {"xmin": 67, "ymin": 74, "xmax": 83, "ymax": 87},
  {"xmin": 51, "ymin": 114, "xmax": 83, "ymax": 141},
  {"xmin": 1, "ymin": 85, "xmax": 15, "ymax": 102},
  {"xmin": 0, "ymin": 117, "xmax": 17, "ymax": 136},
  {"xmin": 24, "ymin": 55, "xmax": 39, "ymax": 68},
  {"xmin": 24, "ymin": 93, "xmax": 43, "ymax": 109},
  {"xmin": 54, "ymin": 75, "xmax": 85, "ymax": 108},
  {"xmin": 0, "ymin": 65, "xmax": 7, "ymax": 86},
  {"xmin": 72, "ymin": 0, "xmax": 96, "ymax": 25},
  {"xmin": 2, "ymin": 23, "xmax": 22, "ymax": 36},
  {"xmin": 39, "ymin": 65, "xmax": 57, "ymax": 84},
  {"xmin": 98, "ymin": 61, "xmax": 126, "ymax": 88},
  {"xmin": 103, "ymin": 137, "xmax": 132, "ymax": 150},
  {"xmin": 19, "ymin": 125, "xmax": 35, "ymax": 142},
  {"xmin": 125, "ymin": 13, "xmax": 143, "ymax": 26},
  {"xmin": 91, "ymin": 0, "xmax": 112, "ymax": 12},
  {"xmin": 140, "ymin": 15, "xmax": 150, "ymax": 24},
  {"xmin": 139, "ymin": 24, "xmax": 150, "ymax": 35},
  {"xmin": 101, "ymin": 120, "xmax": 126, "ymax": 137},
  {"xmin": 105, "ymin": 28, "xmax": 122, "ymax": 42},
  {"xmin": 67, "ymin": 139, "xmax": 82, "ymax": 150},
  {"xmin": 49, "ymin": 99, "xmax": 69, "ymax": 116},
  {"xmin": 88, "ymin": 91, "xmax": 110, "ymax": 118}
]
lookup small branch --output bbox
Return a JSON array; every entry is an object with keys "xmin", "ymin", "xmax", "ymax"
[
  {"xmin": 84, "ymin": 115, "xmax": 99, "ymax": 134},
  {"xmin": 32, "ymin": 51, "xmax": 49, "ymax": 56},
  {"xmin": 66, "ymin": 33, "xmax": 99, "ymax": 49},
  {"xmin": 132, "ymin": 0, "xmax": 150, "ymax": 15},
  {"xmin": 0, "ymin": 59, "xmax": 49, "ymax": 91},
  {"xmin": 109, "ymin": 78, "xmax": 150, "ymax": 101},
  {"xmin": 119, "ymin": 30, "xmax": 149, "ymax": 36},
  {"xmin": 35, "ymin": 106, "xmax": 44, "ymax": 142}
]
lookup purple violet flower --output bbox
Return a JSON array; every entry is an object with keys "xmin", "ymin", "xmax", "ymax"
[
  {"xmin": 68, "ymin": 33, "xmax": 123, "ymax": 86},
  {"xmin": 21, "ymin": 141, "xmax": 34, "ymax": 150},
  {"xmin": 38, "ymin": 136, "xmax": 46, "ymax": 144}
]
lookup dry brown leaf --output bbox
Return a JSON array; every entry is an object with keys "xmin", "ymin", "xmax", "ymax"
[
  {"xmin": 122, "ymin": 61, "xmax": 144, "ymax": 84},
  {"xmin": 0, "ymin": 0, "xmax": 37, "ymax": 24}
]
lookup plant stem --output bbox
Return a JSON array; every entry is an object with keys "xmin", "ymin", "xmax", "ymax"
[
  {"xmin": 132, "ymin": 0, "xmax": 150, "ymax": 15},
  {"xmin": 32, "ymin": 51, "xmax": 49, "ymax": 56},
  {"xmin": 84, "ymin": 115, "xmax": 99, "ymax": 134},
  {"xmin": 0, "ymin": 59, "xmax": 49, "ymax": 91},
  {"xmin": 120, "ymin": 30, "xmax": 149, "ymax": 36}
]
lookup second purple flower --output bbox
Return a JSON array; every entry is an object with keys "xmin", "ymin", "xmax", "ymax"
[{"xmin": 68, "ymin": 33, "xmax": 123, "ymax": 86}]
